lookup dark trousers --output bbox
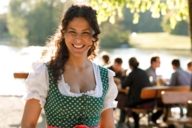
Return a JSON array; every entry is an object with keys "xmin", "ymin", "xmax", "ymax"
[
  {"xmin": 119, "ymin": 109, "xmax": 139, "ymax": 128},
  {"xmin": 130, "ymin": 111, "xmax": 139, "ymax": 128},
  {"xmin": 151, "ymin": 109, "xmax": 164, "ymax": 123},
  {"xmin": 119, "ymin": 109, "xmax": 126, "ymax": 123},
  {"xmin": 119, "ymin": 99, "xmax": 155, "ymax": 127}
]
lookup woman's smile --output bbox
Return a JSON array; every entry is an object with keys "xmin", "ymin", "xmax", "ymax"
[{"xmin": 72, "ymin": 44, "xmax": 85, "ymax": 49}]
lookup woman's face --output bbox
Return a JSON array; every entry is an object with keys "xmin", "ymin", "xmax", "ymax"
[{"xmin": 64, "ymin": 17, "xmax": 94, "ymax": 57}]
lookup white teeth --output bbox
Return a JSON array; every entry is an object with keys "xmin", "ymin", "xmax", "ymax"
[{"xmin": 73, "ymin": 44, "xmax": 84, "ymax": 48}]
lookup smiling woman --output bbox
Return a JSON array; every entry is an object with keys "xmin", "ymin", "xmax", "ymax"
[{"xmin": 21, "ymin": 4, "xmax": 118, "ymax": 128}]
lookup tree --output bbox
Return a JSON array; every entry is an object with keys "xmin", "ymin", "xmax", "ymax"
[
  {"xmin": 90, "ymin": 0, "xmax": 192, "ymax": 52},
  {"xmin": 90, "ymin": 0, "xmax": 188, "ymax": 29},
  {"xmin": 7, "ymin": 0, "xmax": 66, "ymax": 46},
  {"xmin": 7, "ymin": 0, "xmax": 28, "ymax": 46},
  {"xmin": 100, "ymin": 21, "xmax": 130, "ymax": 48},
  {"xmin": 122, "ymin": 8, "xmax": 163, "ymax": 33},
  {"xmin": 188, "ymin": 0, "xmax": 192, "ymax": 52},
  {"xmin": 26, "ymin": 0, "xmax": 62, "ymax": 45},
  {"xmin": 0, "ymin": 14, "xmax": 10, "ymax": 39}
]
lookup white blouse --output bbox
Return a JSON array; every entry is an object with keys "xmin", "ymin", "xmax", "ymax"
[{"xmin": 24, "ymin": 62, "xmax": 118, "ymax": 112}]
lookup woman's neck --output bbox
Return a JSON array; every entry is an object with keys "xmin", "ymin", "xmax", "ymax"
[{"xmin": 66, "ymin": 56, "xmax": 90, "ymax": 70}]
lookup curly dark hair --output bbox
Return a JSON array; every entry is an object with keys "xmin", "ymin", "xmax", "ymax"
[{"xmin": 48, "ymin": 5, "xmax": 100, "ymax": 82}]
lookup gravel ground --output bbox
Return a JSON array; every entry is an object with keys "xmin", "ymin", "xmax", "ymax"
[
  {"xmin": 0, "ymin": 96, "xmax": 45, "ymax": 128},
  {"xmin": 0, "ymin": 96, "xmax": 24, "ymax": 128}
]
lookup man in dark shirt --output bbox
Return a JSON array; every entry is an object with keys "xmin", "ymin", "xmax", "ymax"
[
  {"xmin": 108, "ymin": 57, "xmax": 127, "ymax": 127},
  {"xmin": 108, "ymin": 57, "xmax": 126, "ymax": 82}
]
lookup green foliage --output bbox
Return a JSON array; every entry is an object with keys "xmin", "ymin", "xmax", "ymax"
[
  {"xmin": 171, "ymin": 21, "xmax": 189, "ymax": 35},
  {"xmin": 90, "ymin": 0, "xmax": 125, "ymax": 24},
  {"xmin": 7, "ymin": 0, "xmax": 66, "ymax": 46},
  {"xmin": 100, "ymin": 22, "xmax": 130, "ymax": 48},
  {"xmin": 122, "ymin": 8, "xmax": 163, "ymax": 32},
  {"xmin": 7, "ymin": 0, "xmax": 28, "ymax": 46},
  {"xmin": 0, "ymin": 14, "xmax": 10, "ymax": 38},
  {"xmin": 90, "ymin": 0, "xmax": 189, "ymax": 30},
  {"xmin": 26, "ymin": 1, "xmax": 62, "ymax": 45}
]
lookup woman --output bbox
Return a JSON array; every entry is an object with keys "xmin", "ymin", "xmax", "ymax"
[
  {"xmin": 21, "ymin": 5, "xmax": 118, "ymax": 128},
  {"xmin": 121, "ymin": 57, "xmax": 150, "ymax": 128}
]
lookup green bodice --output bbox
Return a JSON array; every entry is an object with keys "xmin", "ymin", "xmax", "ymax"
[{"xmin": 44, "ymin": 66, "xmax": 109, "ymax": 128}]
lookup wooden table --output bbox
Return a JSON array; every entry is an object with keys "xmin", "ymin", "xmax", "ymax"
[
  {"xmin": 161, "ymin": 91, "xmax": 192, "ymax": 125},
  {"xmin": 141, "ymin": 86, "xmax": 171, "ymax": 100},
  {"xmin": 141, "ymin": 85, "xmax": 191, "ymax": 100}
]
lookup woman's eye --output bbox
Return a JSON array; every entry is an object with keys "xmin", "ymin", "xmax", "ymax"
[
  {"xmin": 82, "ymin": 32, "xmax": 91, "ymax": 36},
  {"xmin": 68, "ymin": 31, "xmax": 76, "ymax": 34}
]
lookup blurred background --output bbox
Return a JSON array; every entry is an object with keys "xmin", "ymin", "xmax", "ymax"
[{"xmin": 0, "ymin": 0, "xmax": 192, "ymax": 127}]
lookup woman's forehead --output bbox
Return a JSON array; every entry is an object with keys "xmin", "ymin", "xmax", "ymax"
[{"xmin": 67, "ymin": 17, "xmax": 91, "ymax": 31}]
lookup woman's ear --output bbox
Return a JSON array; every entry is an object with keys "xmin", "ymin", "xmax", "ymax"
[{"xmin": 92, "ymin": 37, "xmax": 96, "ymax": 42}]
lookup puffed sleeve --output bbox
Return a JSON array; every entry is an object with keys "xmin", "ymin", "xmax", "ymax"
[
  {"xmin": 102, "ymin": 69, "xmax": 118, "ymax": 112},
  {"xmin": 23, "ymin": 62, "xmax": 49, "ymax": 108}
]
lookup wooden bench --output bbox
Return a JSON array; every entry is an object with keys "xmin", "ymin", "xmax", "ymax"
[
  {"xmin": 13, "ymin": 72, "xmax": 29, "ymax": 79},
  {"xmin": 161, "ymin": 91, "xmax": 192, "ymax": 126},
  {"xmin": 138, "ymin": 86, "xmax": 191, "ymax": 125},
  {"xmin": 127, "ymin": 87, "xmax": 157, "ymax": 125}
]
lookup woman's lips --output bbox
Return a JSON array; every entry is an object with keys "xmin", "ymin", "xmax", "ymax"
[{"xmin": 73, "ymin": 44, "xmax": 84, "ymax": 49}]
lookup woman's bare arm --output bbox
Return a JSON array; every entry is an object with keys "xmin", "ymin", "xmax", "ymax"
[
  {"xmin": 100, "ymin": 108, "xmax": 115, "ymax": 128},
  {"xmin": 21, "ymin": 99, "xmax": 42, "ymax": 128}
]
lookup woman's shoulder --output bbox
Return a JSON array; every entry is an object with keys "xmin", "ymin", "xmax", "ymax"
[
  {"xmin": 26, "ymin": 61, "xmax": 49, "ymax": 87},
  {"xmin": 29, "ymin": 61, "xmax": 48, "ymax": 74}
]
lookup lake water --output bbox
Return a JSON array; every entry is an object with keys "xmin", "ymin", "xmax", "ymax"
[{"xmin": 0, "ymin": 45, "xmax": 191, "ymax": 96}]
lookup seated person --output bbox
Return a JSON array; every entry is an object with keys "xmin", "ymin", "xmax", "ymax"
[
  {"xmin": 169, "ymin": 59, "xmax": 191, "ymax": 86},
  {"xmin": 163, "ymin": 59, "xmax": 192, "ymax": 122},
  {"xmin": 108, "ymin": 57, "xmax": 126, "ymax": 83},
  {"xmin": 108, "ymin": 57, "xmax": 127, "ymax": 92},
  {"xmin": 146, "ymin": 56, "xmax": 166, "ymax": 86},
  {"xmin": 146, "ymin": 56, "xmax": 161, "ymax": 86},
  {"xmin": 121, "ymin": 57, "xmax": 151, "ymax": 128},
  {"xmin": 108, "ymin": 57, "xmax": 127, "ymax": 126}
]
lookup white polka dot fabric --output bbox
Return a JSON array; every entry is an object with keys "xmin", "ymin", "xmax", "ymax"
[{"xmin": 44, "ymin": 66, "xmax": 109, "ymax": 128}]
